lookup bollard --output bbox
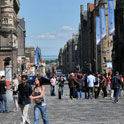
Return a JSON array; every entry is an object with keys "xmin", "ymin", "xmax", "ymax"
[{"xmin": 58, "ymin": 87, "xmax": 62, "ymax": 99}]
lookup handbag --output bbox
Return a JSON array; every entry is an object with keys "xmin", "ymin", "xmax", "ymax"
[
  {"xmin": 34, "ymin": 91, "xmax": 44, "ymax": 105},
  {"xmin": 35, "ymin": 98, "xmax": 43, "ymax": 105}
]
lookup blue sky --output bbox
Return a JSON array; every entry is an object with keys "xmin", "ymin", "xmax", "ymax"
[{"xmin": 20, "ymin": 0, "xmax": 94, "ymax": 59}]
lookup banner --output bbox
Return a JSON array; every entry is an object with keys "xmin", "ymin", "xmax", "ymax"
[
  {"xmin": 108, "ymin": 0, "xmax": 115, "ymax": 35},
  {"xmin": 96, "ymin": 16, "xmax": 101, "ymax": 45},
  {"xmin": 100, "ymin": 8, "xmax": 106, "ymax": 40},
  {"xmin": 35, "ymin": 47, "xmax": 41, "ymax": 68}
]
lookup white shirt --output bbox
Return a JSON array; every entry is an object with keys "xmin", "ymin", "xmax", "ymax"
[{"xmin": 87, "ymin": 74, "xmax": 96, "ymax": 87}]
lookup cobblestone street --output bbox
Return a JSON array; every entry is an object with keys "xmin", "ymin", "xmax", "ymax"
[{"xmin": 0, "ymin": 84, "xmax": 124, "ymax": 124}]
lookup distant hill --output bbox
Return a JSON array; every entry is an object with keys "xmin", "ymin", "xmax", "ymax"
[
  {"xmin": 45, "ymin": 59, "xmax": 58, "ymax": 64},
  {"xmin": 43, "ymin": 56, "xmax": 58, "ymax": 61}
]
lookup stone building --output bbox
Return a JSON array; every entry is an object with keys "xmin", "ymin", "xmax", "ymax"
[
  {"xmin": 113, "ymin": 0, "xmax": 124, "ymax": 74},
  {"xmin": 58, "ymin": 0, "xmax": 117, "ymax": 74},
  {"xmin": 87, "ymin": 4, "xmax": 95, "ymax": 73},
  {"xmin": 58, "ymin": 48, "xmax": 63, "ymax": 70},
  {"xmin": 94, "ymin": 0, "xmax": 114, "ymax": 74},
  {"xmin": 78, "ymin": 5, "xmax": 90, "ymax": 73},
  {"xmin": 17, "ymin": 18, "xmax": 26, "ymax": 57},
  {"xmin": 58, "ymin": 34, "xmax": 79, "ymax": 74},
  {"xmin": 0, "ymin": 0, "xmax": 20, "ymax": 74},
  {"xmin": 25, "ymin": 47, "xmax": 35, "ymax": 63}
]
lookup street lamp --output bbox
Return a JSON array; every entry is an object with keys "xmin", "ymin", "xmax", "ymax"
[{"xmin": 9, "ymin": 30, "xmax": 13, "ymax": 77}]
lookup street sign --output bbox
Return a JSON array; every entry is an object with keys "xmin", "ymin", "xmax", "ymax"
[{"xmin": 106, "ymin": 50, "xmax": 110, "ymax": 53}]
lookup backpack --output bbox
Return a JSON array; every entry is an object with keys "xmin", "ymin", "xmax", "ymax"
[{"xmin": 111, "ymin": 77, "xmax": 120, "ymax": 89}]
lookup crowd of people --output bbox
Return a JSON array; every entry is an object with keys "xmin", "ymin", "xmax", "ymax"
[
  {"xmin": 0, "ymin": 74, "xmax": 49, "ymax": 124},
  {"xmin": 49, "ymin": 71, "xmax": 124, "ymax": 104},
  {"xmin": 0, "ymin": 71, "xmax": 124, "ymax": 124},
  {"xmin": 67, "ymin": 71, "xmax": 123, "ymax": 103}
]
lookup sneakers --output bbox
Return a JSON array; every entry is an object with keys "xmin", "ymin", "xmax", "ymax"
[{"xmin": 13, "ymin": 109, "xmax": 18, "ymax": 112}]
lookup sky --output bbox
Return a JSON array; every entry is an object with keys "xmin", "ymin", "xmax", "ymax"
[{"xmin": 20, "ymin": 0, "xmax": 94, "ymax": 60}]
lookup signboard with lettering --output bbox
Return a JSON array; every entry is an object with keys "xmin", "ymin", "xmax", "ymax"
[{"xmin": 5, "ymin": 66, "xmax": 12, "ymax": 86}]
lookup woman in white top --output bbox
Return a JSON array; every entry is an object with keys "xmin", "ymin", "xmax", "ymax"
[
  {"xmin": 30, "ymin": 77, "xmax": 49, "ymax": 124},
  {"xmin": 11, "ymin": 76, "xmax": 19, "ymax": 112}
]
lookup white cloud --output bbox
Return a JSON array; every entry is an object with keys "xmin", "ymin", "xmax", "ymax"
[
  {"xmin": 27, "ymin": 32, "xmax": 72, "ymax": 40},
  {"xmin": 27, "ymin": 26, "xmax": 75, "ymax": 40},
  {"xmin": 61, "ymin": 25, "xmax": 75, "ymax": 31},
  {"xmin": 38, "ymin": 33, "xmax": 56, "ymax": 39}
]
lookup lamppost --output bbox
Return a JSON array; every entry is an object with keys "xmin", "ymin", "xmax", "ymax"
[{"xmin": 10, "ymin": 30, "xmax": 13, "ymax": 77}]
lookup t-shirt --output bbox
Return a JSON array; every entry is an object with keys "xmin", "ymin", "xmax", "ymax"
[
  {"xmin": 0, "ymin": 81, "xmax": 6, "ymax": 95},
  {"xmin": 87, "ymin": 75, "xmax": 96, "ymax": 87},
  {"xmin": 18, "ymin": 83, "xmax": 32, "ymax": 105}
]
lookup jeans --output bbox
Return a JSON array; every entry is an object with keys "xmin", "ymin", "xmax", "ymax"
[
  {"xmin": 34, "ymin": 105, "xmax": 49, "ymax": 124},
  {"xmin": 114, "ymin": 88, "xmax": 120, "ymax": 103},
  {"xmin": 0, "ymin": 100, "xmax": 3, "ymax": 112},
  {"xmin": 13, "ymin": 95, "xmax": 19, "ymax": 110},
  {"xmin": 0, "ymin": 94, "xmax": 9, "ymax": 112},
  {"xmin": 77, "ymin": 89, "xmax": 82, "ymax": 99},
  {"xmin": 50, "ymin": 85, "xmax": 56, "ymax": 96}
]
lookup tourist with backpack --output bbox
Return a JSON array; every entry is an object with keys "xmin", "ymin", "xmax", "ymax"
[{"xmin": 111, "ymin": 72, "xmax": 122, "ymax": 103}]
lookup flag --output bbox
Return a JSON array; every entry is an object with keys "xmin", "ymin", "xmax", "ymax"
[
  {"xmin": 100, "ymin": 8, "xmax": 106, "ymax": 40},
  {"xmin": 108, "ymin": 0, "xmax": 115, "ymax": 35},
  {"xmin": 96, "ymin": 16, "xmax": 101, "ymax": 45}
]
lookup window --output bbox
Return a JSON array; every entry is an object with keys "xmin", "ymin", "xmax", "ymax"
[{"xmin": 2, "ymin": 18, "xmax": 8, "ymax": 25}]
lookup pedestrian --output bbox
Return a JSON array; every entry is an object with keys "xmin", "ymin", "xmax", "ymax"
[
  {"xmin": 107, "ymin": 73, "xmax": 111, "ymax": 94},
  {"xmin": 30, "ymin": 76, "xmax": 49, "ymax": 124},
  {"xmin": 68, "ymin": 73, "xmax": 79, "ymax": 100},
  {"xmin": 0, "ymin": 76, "xmax": 9, "ymax": 113},
  {"xmin": 101, "ymin": 75, "xmax": 107, "ymax": 98},
  {"xmin": 76, "ymin": 75, "xmax": 83, "ymax": 100},
  {"xmin": 94, "ymin": 74, "xmax": 100, "ymax": 99},
  {"xmin": 11, "ymin": 74, "xmax": 19, "ymax": 112},
  {"xmin": 18, "ymin": 75, "xmax": 32, "ymax": 124},
  {"xmin": 50, "ymin": 74, "xmax": 56, "ymax": 96},
  {"xmin": 18, "ymin": 74, "xmax": 22, "ymax": 84},
  {"xmin": 111, "ymin": 71, "xmax": 122, "ymax": 103},
  {"xmin": 58, "ymin": 75, "xmax": 65, "ymax": 96},
  {"xmin": 119, "ymin": 75, "xmax": 124, "ymax": 97},
  {"xmin": 87, "ymin": 72, "xmax": 96, "ymax": 99},
  {"xmin": 82, "ymin": 74, "xmax": 88, "ymax": 99}
]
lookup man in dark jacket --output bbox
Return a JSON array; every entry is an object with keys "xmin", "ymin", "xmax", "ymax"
[
  {"xmin": 111, "ymin": 71, "xmax": 122, "ymax": 103},
  {"xmin": 18, "ymin": 75, "xmax": 32, "ymax": 124},
  {"xmin": 0, "ymin": 76, "xmax": 9, "ymax": 113},
  {"xmin": 68, "ymin": 73, "xmax": 80, "ymax": 99}
]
